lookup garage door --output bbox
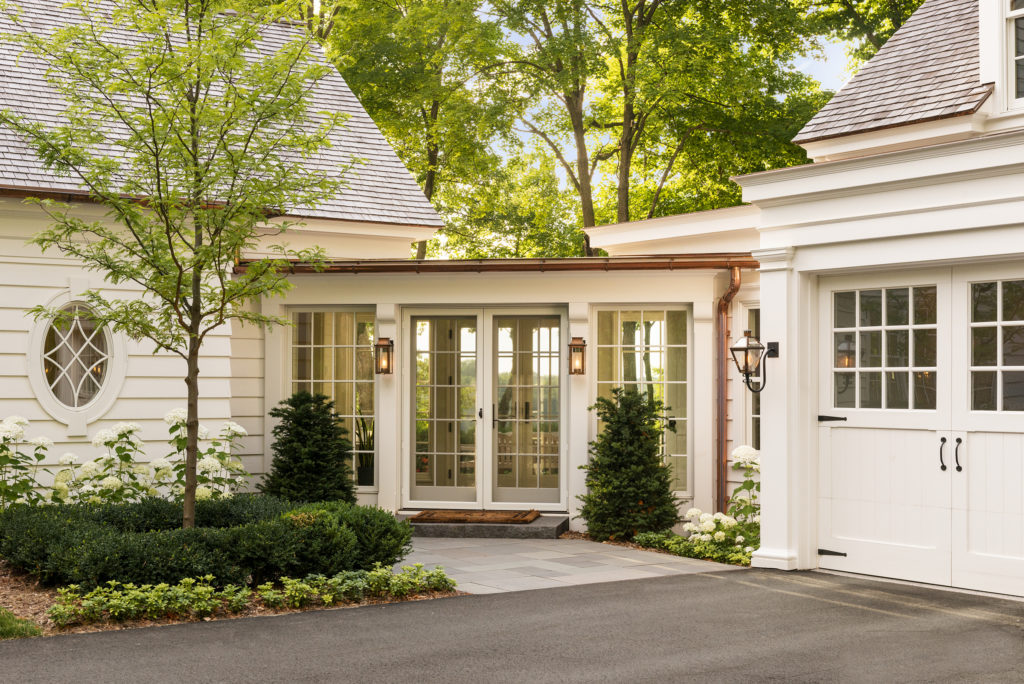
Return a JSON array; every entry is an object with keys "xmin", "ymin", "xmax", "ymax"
[{"xmin": 818, "ymin": 266, "xmax": 1024, "ymax": 597}]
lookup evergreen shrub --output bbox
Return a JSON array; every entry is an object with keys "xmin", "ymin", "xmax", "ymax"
[
  {"xmin": 577, "ymin": 387, "xmax": 679, "ymax": 540},
  {"xmin": 259, "ymin": 392, "xmax": 357, "ymax": 503}
]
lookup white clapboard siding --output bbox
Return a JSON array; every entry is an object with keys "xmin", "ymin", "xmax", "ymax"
[{"xmin": 229, "ymin": 302, "xmax": 267, "ymax": 476}]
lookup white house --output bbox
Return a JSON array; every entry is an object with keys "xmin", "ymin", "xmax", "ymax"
[{"xmin": 602, "ymin": 0, "xmax": 1024, "ymax": 598}]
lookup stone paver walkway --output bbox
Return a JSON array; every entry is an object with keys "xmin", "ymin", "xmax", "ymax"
[{"xmin": 402, "ymin": 537, "xmax": 740, "ymax": 594}]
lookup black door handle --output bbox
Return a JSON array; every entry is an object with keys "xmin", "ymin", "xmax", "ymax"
[
  {"xmin": 954, "ymin": 437, "xmax": 963, "ymax": 472},
  {"xmin": 939, "ymin": 437, "xmax": 947, "ymax": 471},
  {"xmin": 492, "ymin": 403, "xmax": 496, "ymax": 429},
  {"xmin": 478, "ymin": 407, "xmax": 483, "ymax": 419}
]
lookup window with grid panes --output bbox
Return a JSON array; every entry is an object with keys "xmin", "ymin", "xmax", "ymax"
[
  {"xmin": 1012, "ymin": 1, "xmax": 1024, "ymax": 100},
  {"xmin": 291, "ymin": 311, "xmax": 376, "ymax": 487},
  {"xmin": 969, "ymin": 279, "xmax": 1024, "ymax": 411},
  {"xmin": 831, "ymin": 287, "xmax": 937, "ymax": 410},
  {"xmin": 596, "ymin": 309, "xmax": 689, "ymax": 493}
]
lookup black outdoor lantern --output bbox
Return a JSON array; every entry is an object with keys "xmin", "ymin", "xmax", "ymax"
[
  {"xmin": 730, "ymin": 329, "xmax": 777, "ymax": 393},
  {"xmin": 374, "ymin": 337, "xmax": 394, "ymax": 375},
  {"xmin": 568, "ymin": 337, "xmax": 587, "ymax": 375}
]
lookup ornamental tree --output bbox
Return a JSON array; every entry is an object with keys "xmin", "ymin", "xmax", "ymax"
[
  {"xmin": 578, "ymin": 387, "xmax": 679, "ymax": 541},
  {"xmin": 0, "ymin": 0, "xmax": 348, "ymax": 527}
]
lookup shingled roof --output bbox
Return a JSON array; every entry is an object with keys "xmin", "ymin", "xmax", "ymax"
[
  {"xmin": 0, "ymin": 1, "xmax": 442, "ymax": 228},
  {"xmin": 794, "ymin": 0, "xmax": 992, "ymax": 145}
]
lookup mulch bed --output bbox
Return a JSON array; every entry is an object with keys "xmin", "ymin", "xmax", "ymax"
[
  {"xmin": 410, "ymin": 509, "xmax": 540, "ymax": 524},
  {"xmin": 0, "ymin": 560, "xmax": 464, "ymax": 638}
]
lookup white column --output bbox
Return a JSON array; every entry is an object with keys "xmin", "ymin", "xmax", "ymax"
[
  {"xmin": 262, "ymin": 299, "xmax": 285, "ymax": 476},
  {"xmin": 691, "ymin": 300, "xmax": 715, "ymax": 514},
  {"xmin": 750, "ymin": 247, "xmax": 816, "ymax": 571},
  {"xmin": 567, "ymin": 302, "xmax": 589, "ymax": 531},
  {"xmin": 375, "ymin": 303, "xmax": 401, "ymax": 512}
]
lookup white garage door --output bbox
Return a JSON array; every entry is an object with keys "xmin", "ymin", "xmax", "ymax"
[{"xmin": 818, "ymin": 265, "xmax": 1024, "ymax": 597}]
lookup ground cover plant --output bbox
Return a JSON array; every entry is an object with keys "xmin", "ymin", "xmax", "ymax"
[
  {"xmin": 577, "ymin": 387, "xmax": 679, "ymax": 541},
  {"xmin": 259, "ymin": 392, "xmax": 357, "ymax": 504},
  {"xmin": 46, "ymin": 565, "xmax": 456, "ymax": 628},
  {"xmin": 0, "ymin": 605, "xmax": 41, "ymax": 639},
  {"xmin": 633, "ymin": 445, "xmax": 761, "ymax": 566},
  {"xmin": 0, "ymin": 496, "xmax": 411, "ymax": 588}
]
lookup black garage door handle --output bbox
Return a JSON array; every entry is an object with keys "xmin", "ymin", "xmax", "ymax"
[
  {"xmin": 954, "ymin": 437, "xmax": 963, "ymax": 472},
  {"xmin": 939, "ymin": 436, "xmax": 947, "ymax": 471}
]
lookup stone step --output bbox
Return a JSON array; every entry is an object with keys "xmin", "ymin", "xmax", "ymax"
[{"xmin": 398, "ymin": 513, "xmax": 570, "ymax": 539}]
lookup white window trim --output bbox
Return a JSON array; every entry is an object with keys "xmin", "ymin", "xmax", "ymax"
[
  {"xmin": 285, "ymin": 305, "xmax": 379, "ymax": 493},
  {"xmin": 589, "ymin": 304, "xmax": 693, "ymax": 497},
  {"xmin": 26, "ymin": 291, "xmax": 127, "ymax": 436},
  {"xmin": 1008, "ymin": 3, "xmax": 1024, "ymax": 109}
]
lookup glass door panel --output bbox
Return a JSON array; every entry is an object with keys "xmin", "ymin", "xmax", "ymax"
[
  {"xmin": 411, "ymin": 316, "xmax": 478, "ymax": 503},
  {"xmin": 492, "ymin": 315, "xmax": 561, "ymax": 504}
]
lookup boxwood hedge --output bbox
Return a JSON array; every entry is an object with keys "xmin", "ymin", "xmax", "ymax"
[{"xmin": 0, "ymin": 495, "xmax": 412, "ymax": 589}]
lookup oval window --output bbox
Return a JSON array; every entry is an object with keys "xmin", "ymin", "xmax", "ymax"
[{"xmin": 42, "ymin": 304, "xmax": 110, "ymax": 409}]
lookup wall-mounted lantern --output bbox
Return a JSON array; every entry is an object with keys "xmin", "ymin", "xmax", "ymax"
[
  {"xmin": 568, "ymin": 337, "xmax": 587, "ymax": 375},
  {"xmin": 730, "ymin": 329, "xmax": 778, "ymax": 393},
  {"xmin": 374, "ymin": 337, "xmax": 394, "ymax": 375}
]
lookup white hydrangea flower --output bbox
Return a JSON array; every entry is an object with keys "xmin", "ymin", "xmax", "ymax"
[
  {"xmin": 681, "ymin": 522, "xmax": 697, "ymax": 533},
  {"xmin": 28, "ymin": 436, "xmax": 53, "ymax": 449},
  {"xmin": 132, "ymin": 464, "xmax": 150, "ymax": 475},
  {"xmin": 91, "ymin": 429, "xmax": 117, "ymax": 448},
  {"xmin": 88, "ymin": 495, "xmax": 103, "ymax": 504},
  {"xmin": 0, "ymin": 422, "xmax": 25, "ymax": 441},
  {"xmin": 700, "ymin": 520, "xmax": 716, "ymax": 532},
  {"xmin": 735, "ymin": 535, "xmax": 745, "ymax": 544},
  {"xmin": 752, "ymin": 515, "xmax": 761, "ymax": 523},
  {"xmin": 80, "ymin": 483, "xmax": 96, "ymax": 494},
  {"xmin": 684, "ymin": 507, "xmax": 702, "ymax": 520},
  {"xmin": 701, "ymin": 534, "xmax": 713, "ymax": 542},
  {"xmin": 78, "ymin": 461, "xmax": 100, "ymax": 478},
  {"xmin": 150, "ymin": 457, "xmax": 171, "ymax": 470},
  {"xmin": 721, "ymin": 517, "xmax": 738, "ymax": 529},
  {"xmin": 713, "ymin": 512, "xmax": 725, "ymax": 521},
  {"xmin": 744, "ymin": 546, "xmax": 755, "ymax": 553},
  {"xmin": 172, "ymin": 484, "xmax": 184, "ymax": 495},
  {"xmin": 4, "ymin": 415, "xmax": 29, "ymax": 427},
  {"xmin": 59, "ymin": 452, "xmax": 78, "ymax": 465},
  {"xmin": 54, "ymin": 469, "xmax": 74, "ymax": 485},
  {"xmin": 164, "ymin": 408, "xmax": 188, "ymax": 426},
  {"xmin": 195, "ymin": 485, "xmax": 213, "ymax": 501},
  {"xmin": 198, "ymin": 424, "xmax": 210, "ymax": 440},
  {"xmin": 100, "ymin": 476, "xmax": 121, "ymax": 490},
  {"xmin": 713, "ymin": 531, "xmax": 726, "ymax": 542},
  {"xmin": 146, "ymin": 487, "xmax": 159, "ymax": 497},
  {"xmin": 113, "ymin": 422, "xmax": 141, "ymax": 436},
  {"xmin": 221, "ymin": 421, "xmax": 247, "ymax": 437},
  {"xmin": 154, "ymin": 467, "xmax": 173, "ymax": 482},
  {"xmin": 699, "ymin": 512, "xmax": 713, "ymax": 523},
  {"xmin": 52, "ymin": 483, "xmax": 70, "ymax": 500},
  {"xmin": 197, "ymin": 456, "xmax": 221, "ymax": 474}
]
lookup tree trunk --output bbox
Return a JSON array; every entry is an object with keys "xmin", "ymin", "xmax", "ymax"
[
  {"xmin": 183, "ymin": 339, "xmax": 200, "ymax": 529},
  {"xmin": 568, "ymin": 97, "xmax": 595, "ymax": 256},
  {"xmin": 616, "ymin": 96, "xmax": 634, "ymax": 224},
  {"xmin": 414, "ymin": 101, "xmax": 442, "ymax": 260}
]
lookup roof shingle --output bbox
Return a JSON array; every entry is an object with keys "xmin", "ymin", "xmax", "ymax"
[
  {"xmin": 0, "ymin": 1, "xmax": 442, "ymax": 227},
  {"xmin": 793, "ymin": 0, "xmax": 991, "ymax": 144}
]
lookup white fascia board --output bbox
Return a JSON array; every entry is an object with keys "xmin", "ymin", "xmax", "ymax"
[
  {"xmin": 267, "ymin": 216, "xmax": 438, "ymax": 242},
  {"xmin": 796, "ymin": 112, "xmax": 990, "ymax": 163},
  {"xmin": 585, "ymin": 204, "xmax": 760, "ymax": 250},
  {"xmin": 737, "ymin": 128, "xmax": 1024, "ymax": 206}
]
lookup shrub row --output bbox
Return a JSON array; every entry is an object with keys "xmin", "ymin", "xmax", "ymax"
[
  {"xmin": 0, "ymin": 497, "xmax": 412, "ymax": 588},
  {"xmin": 48, "ymin": 565, "xmax": 457, "ymax": 627}
]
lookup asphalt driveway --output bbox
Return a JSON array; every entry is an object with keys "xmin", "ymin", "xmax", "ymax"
[{"xmin": 2, "ymin": 569, "xmax": 1022, "ymax": 683}]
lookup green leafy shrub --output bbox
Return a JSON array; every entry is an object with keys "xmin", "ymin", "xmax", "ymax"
[
  {"xmin": 259, "ymin": 392, "xmax": 356, "ymax": 504},
  {"xmin": 578, "ymin": 387, "xmax": 679, "ymax": 541},
  {"xmin": 49, "ymin": 566, "xmax": 457, "ymax": 628},
  {"xmin": 0, "ymin": 497, "xmax": 408, "ymax": 588},
  {"xmin": 0, "ymin": 607, "xmax": 41, "ymax": 639}
]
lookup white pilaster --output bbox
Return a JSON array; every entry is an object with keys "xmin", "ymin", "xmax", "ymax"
[
  {"xmin": 691, "ymin": 299, "xmax": 714, "ymax": 514},
  {"xmin": 375, "ymin": 303, "xmax": 400, "ymax": 512},
  {"xmin": 567, "ymin": 302, "xmax": 589, "ymax": 531}
]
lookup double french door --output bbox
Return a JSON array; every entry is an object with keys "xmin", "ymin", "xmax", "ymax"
[
  {"xmin": 818, "ymin": 265, "xmax": 1024, "ymax": 597},
  {"xmin": 404, "ymin": 309, "xmax": 565, "ymax": 510}
]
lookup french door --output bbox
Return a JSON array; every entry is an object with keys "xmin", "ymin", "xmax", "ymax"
[
  {"xmin": 404, "ymin": 309, "xmax": 566, "ymax": 510},
  {"xmin": 818, "ymin": 265, "xmax": 1024, "ymax": 596}
]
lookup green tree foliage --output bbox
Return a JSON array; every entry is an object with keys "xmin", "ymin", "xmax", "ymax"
[
  {"xmin": 0, "ymin": 0, "xmax": 345, "ymax": 528},
  {"xmin": 316, "ymin": 0, "xmax": 519, "ymax": 258},
  {"xmin": 578, "ymin": 387, "xmax": 679, "ymax": 541},
  {"xmin": 798, "ymin": 0, "xmax": 924, "ymax": 63},
  {"xmin": 260, "ymin": 392, "xmax": 357, "ymax": 504}
]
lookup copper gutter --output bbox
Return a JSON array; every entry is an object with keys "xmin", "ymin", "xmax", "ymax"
[
  {"xmin": 236, "ymin": 254, "xmax": 759, "ymax": 275},
  {"xmin": 715, "ymin": 267, "xmax": 741, "ymax": 513}
]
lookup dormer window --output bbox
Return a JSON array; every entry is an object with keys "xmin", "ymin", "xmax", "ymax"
[{"xmin": 1012, "ymin": 1, "xmax": 1024, "ymax": 101}]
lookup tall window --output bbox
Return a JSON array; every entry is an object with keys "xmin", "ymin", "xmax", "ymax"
[
  {"xmin": 291, "ymin": 311, "xmax": 376, "ymax": 487},
  {"xmin": 596, "ymin": 309, "xmax": 689, "ymax": 492},
  {"xmin": 747, "ymin": 307, "xmax": 761, "ymax": 450},
  {"xmin": 1012, "ymin": 1, "xmax": 1024, "ymax": 100},
  {"xmin": 831, "ymin": 287, "xmax": 937, "ymax": 410},
  {"xmin": 43, "ymin": 304, "xmax": 110, "ymax": 409},
  {"xmin": 970, "ymin": 279, "xmax": 1024, "ymax": 411}
]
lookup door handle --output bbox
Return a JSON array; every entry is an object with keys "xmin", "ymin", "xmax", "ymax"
[
  {"xmin": 954, "ymin": 437, "xmax": 963, "ymax": 472},
  {"xmin": 939, "ymin": 436, "xmax": 947, "ymax": 471},
  {"xmin": 492, "ymin": 403, "xmax": 496, "ymax": 429},
  {"xmin": 478, "ymin": 408, "xmax": 483, "ymax": 419}
]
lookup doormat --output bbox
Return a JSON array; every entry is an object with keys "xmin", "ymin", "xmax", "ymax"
[{"xmin": 409, "ymin": 509, "xmax": 541, "ymax": 524}]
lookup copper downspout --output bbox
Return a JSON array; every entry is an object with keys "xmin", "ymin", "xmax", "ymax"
[{"xmin": 715, "ymin": 267, "xmax": 741, "ymax": 513}]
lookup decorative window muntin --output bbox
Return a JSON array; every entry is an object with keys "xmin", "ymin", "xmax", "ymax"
[
  {"xmin": 832, "ymin": 287, "xmax": 938, "ymax": 410},
  {"xmin": 969, "ymin": 279, "xmax": 1024, "ymax": 411},
  {"xmin": 1011, "ymin": 1, "xmax": 1024, "ymax": 100},
  {"xmin": 291, "ymin": 310, "xmax": 376, "ymax": 487},
  {"xmin": 595, "ymin": 308, "xmax": 689, "ymax": 493},
  {"xmin": 42, "ymin": 304, "xmax": 110, "ymax": 409}
]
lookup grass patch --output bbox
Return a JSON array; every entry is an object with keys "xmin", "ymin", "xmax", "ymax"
[{"xmin": 0, "ymin": 607, "xmax": 41, "ymax": 639}]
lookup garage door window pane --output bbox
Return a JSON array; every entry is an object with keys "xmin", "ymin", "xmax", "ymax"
[
  {"xmin": 859, "ymin": 331, "xmax": 882, "ymax": 367},
  {"xmin": 834, "ymin": 292, "xmax": 856, "ymax": 328},
  {"xmin": 970, "ymin": 279, "xmax": 1024, "ymax": 411},
  {"xmin": 972, "ymin": 283, "xmax": 998, "ymax": 322},
  {"xmin": 1003, "ymin": 371, "xmax": 1024, "ymax": 411},
  {"xmin": 972, "ymin": 371, "xmax": 997, "ymax": 411},
  {"xmin": 913, "ymin": 287, "xmax": 937, "ymax": 325},
  {"xmin": 860, "ymin": 291, "xmax": 882, "ymax": 327},
  {"xmin": 972, "ymin": 327, "xmax": 997, "ymax": 366},
  {"xmin": 886, "ymin": 372, "xmax": 909, "ymax": 409},
  {"xmin": 860, "ymin": 372, "xmax": 882, "ymax": 408},
  {"xmin": 835, "ymin": 373, "xmax": 856, "ymax": 407},
  {"xmin": 1003, "ymin": 326, "xmax": 1024, "ymax": 366},
  {"xmin": 914, "ymin": 329, "xmax": 937, "ymax": 367},
  {"xmin": 1003, "ymin": 281, "xmax": 1024, "ymax": 322},
  {"xmin": 885, "ymin": 289, "xmax": 909, "ymax": 326},
  {"xmin": 913, "ymin": 372, "xmax": 936, "ymax": 410},
  {"xmin": 886, "ymin": 330, "xmax": 909, "ymax": 367}
]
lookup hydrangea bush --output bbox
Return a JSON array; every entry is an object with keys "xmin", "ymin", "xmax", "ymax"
[
  {"xmin": 634, "ymin": 445, "xmax": 761, "ymax": 566},
  {"xmin": 1, "ymin": 411, "xmax": 250, "ymax": 509}
]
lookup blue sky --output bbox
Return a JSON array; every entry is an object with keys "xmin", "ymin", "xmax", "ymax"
[{"xmin": 797, "ymin": 40, "xmax": 851, "ymax": 92}]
